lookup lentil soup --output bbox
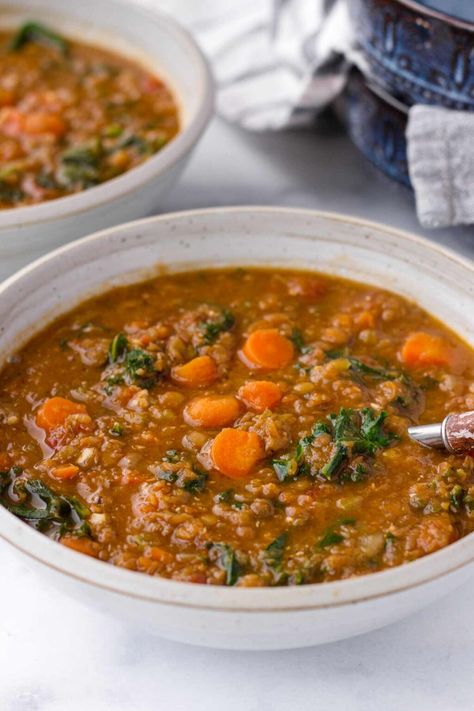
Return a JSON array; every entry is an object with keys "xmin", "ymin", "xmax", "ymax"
[
  {"xmin": 0, "ymin": 22, "xmax": 179, "ymax": 208},
  {"xmin": 1, "ymin": 268, "xmax": 473, "ymax": 587}
]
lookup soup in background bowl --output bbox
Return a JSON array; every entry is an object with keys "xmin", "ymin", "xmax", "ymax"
[
  {"xmin": 0, "ymin": 0, "xmax": 213, "ymax": 279},
  {"xmin": 0, "ymin": 207, "xmax": 472, "ymax": 649},
  {"xmin": 0, "ymin": 21, "xmax": 180, "ymax": 208}
]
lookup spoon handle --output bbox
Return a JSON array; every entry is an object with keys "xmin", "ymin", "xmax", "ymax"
[
  {"xmin": 408, "ymin": 411, "xmax": 474, "ymax": 454},
  {"xmin": 444, "ymin": 411, "xmax": 474, "ymax": 454}
]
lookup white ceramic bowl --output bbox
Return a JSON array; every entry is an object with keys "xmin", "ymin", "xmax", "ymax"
[
  {"xmin": 1, "ymin": 207, "xmax": 473, "ymax": 650},
  {"xmin": 0, "ymin": 0, "xmax": 213, "ymax": 279}
]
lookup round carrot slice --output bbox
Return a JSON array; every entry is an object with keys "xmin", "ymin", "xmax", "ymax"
[
  {"xmin": 184, "ymin": 395, "xmax": 241, "ymax": 428},
  {"xmin": 401, "ymin": 332, "xmax": 454, "ymax": 368},
  {"xmin": 51, "ymin": 464, "xmax": 80, "ymax": 480},
  {"xmin": 60, "ymin": 536, "xmax": 99, "ymax": 558},
  {"xmin": 211, "ymin": 428, "xmax": 265, "ymax": 479},
  {"xmin": 238, "ymin": 380, "xmax": 282, "ymax": 412},
  {"xmin": 239, "ymin": 329, "xmax": 294, "ymax": 370},
  {"xmin": 171, "ymin": 355, "xmax": 218, "ymax": 387},
  {"xmin": 36, "ymin": 397, "xmax": 88, "ymax": 432}
]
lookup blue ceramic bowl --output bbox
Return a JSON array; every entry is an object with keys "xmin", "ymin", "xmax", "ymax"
[
  {"xmin": 350, "ymin": 0, "xmax": 474, "ymax": 110},
  {"xmin": 335, "ymin": 69, "xmax": 411, "ymax": 187}
]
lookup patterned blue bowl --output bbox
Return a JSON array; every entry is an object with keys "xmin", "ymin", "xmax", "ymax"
[
  {"xmin": 349, "ymin": 0, "xmax": 474, "ymax": 110},
  {"xmin": 335, "ymin": 69, "xmax": 411, "ymax": 187}
]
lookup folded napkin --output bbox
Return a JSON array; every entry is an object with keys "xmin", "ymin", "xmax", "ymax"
[
  {"xmin": 407, "ymin": 106, "xmax": 474, "ymax": 228},
  {"xmin": 192, "ymin": 0, "xmax": 353, "ymax": 130},
  {"xmin": 138, "ymin": 0, "xmax": 474, "ymax": 228}
]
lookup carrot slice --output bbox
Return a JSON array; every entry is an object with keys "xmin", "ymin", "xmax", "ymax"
[
  {"xmin": 239, "ymin": 328, "xmax": 294, "ymax": 370},
  {"xmin": 36, "ymin": 397, "xmax": 88, "ymax": 432},
  {"xmin": 147, "ymin": 546, "xmax": 173, "ymax": 563},
  {"xmin": 24, "ymin": 112, "xmax": 66, "ymax": 137},
  {"xmin": 238, "ymin": 380, "xmax": 282, "ymax": 412},
  {"xmin": 401, "ymin": 332, "xmax": 454, "ymax": 368},
  {"xmin": 51, "ymin": 464, "xmax": 80, "ymax": 480},
  {"xmin": 60, "ymin": 537, "xmax": 99, "ymax": 558},
  {"xmin": 211, "ymin": 428, "xmax": 264, "ymax": 479},
  {"xmin": 171, "ymin": 355, "xmax": 218, "ymax": 387},
  {"xmin": 184, "ymin": 395, "xmax": 240, "ymax": 428}
]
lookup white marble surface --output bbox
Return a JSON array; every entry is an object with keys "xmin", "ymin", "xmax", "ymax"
[{"xmin": 2, "ymin": 116, "xmax": 474, "ymax": 710}]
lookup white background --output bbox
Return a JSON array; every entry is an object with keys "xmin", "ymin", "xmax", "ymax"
[{"xmin": 2, "ymin": 3, "xmax": 474, "ymax": 708}]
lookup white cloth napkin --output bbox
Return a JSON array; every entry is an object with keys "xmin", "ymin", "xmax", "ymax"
[
  {"xmin": 138, "ymin": 0, "xmax": 474, "ymax": 228},
  {"xmin": 407, "ymin": 106, "xmax": 474, "ymax": 228}
]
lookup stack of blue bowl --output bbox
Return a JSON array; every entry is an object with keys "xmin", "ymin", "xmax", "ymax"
[{"xmin": 340, "ymin": 0, "xmax": 474, "ymax": 186}]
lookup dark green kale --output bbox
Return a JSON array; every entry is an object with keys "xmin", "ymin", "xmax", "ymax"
[
  {"xmin": 9, "ymin": 22, "xmax": 69, "ymax": 54},
  {"xmin": 109, "ymin": 333, "xmax": 128, "ymax": 363},
  {"xmin": 3, "ymin": 476, "xmax": 90, "ymax": 539},
  {"xmin": 59, "ymin": 142, "xmax": 102, "ymax": 188},
  {"xmin": 319, "ymin": 408, "xmax": 397, "ymax": 481},
  {"xmin": 200, "ymin": 309, "xmax": 235, "ymax": 345},
  {"xmin": 124, "ymin": 348, "xmax": 158, "ymax": 389},
  {"xmin": 183, "ymin": 469, "xmax": 208, "ymax": 493},
  {"xmin": 264, "ymin": 532, "xmax": 288, "ymax": 582},
  {"xmin": 273, "ymin": 407, "xmax": 397, "ymax": 484},
  {"xmin": 449, "ymin": 484, "xmax": 466, "ymax": 512},
  {"xmin": 209, "ymin": 543, "xmax": 240, "ymax": 586},
  {"xmin": 0, "ymin": 181, "xmax": 24, "ymax": 204},
  {"xmin": 109, "ymin": 422, "xmax": 124, "ymax": 437},
  {"xmin": 318, "ymin": 518, "xmax": 356, "ymax": 548},
  {"xmin": 272, "ymin": 421, "xmax": 330, "ymax": 482}
]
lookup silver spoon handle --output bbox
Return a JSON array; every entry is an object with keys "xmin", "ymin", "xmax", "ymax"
[{"xmin": 408, "ymin": 411, "xmax": 474, "ymax": 454}]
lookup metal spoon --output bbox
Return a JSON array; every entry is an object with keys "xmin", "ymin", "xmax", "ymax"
[{"xmin": 408, "ymin": 411, "xmax": 474, "ymax": 454}]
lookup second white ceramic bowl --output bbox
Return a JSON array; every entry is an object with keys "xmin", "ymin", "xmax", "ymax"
[
  {"xmin": 0, "ymin": 207, "xmax": 473, "ymax": 649},
  {"xmin": 0, "ymin": 0, "xmax": 214, "ymax": 278}
]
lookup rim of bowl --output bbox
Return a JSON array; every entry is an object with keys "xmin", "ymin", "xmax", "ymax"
[
  {"xmin": 393, "ymin": 0, "xmax": 474, "ymax": 31},
  {"xmin": 1, "ymin": 205, "xmax": 474, "ymax": 612},
  {"xmin": 0, "ymin": 0, "xmax": 214, "ymax": 230}
]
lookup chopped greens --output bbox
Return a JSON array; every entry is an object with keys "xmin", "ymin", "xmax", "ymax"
[
  {"xmin": 320, "ymin": 408, "xmax": 398, "ymax": 481},
  {"xmin": 118, "ymin": 134, "xmax": 151, "ymax": 154},
  {"xmin": 109, "ymin": 422, "xmax": 124, "ymax": 437},
  {"xmin": 183, "ymin": 469, "xmax": 208, "ymax": 493},
  {"xmin": 163, "ymin": 449, "xmax": 180, "ymax": 463},
  {"xmin": 272, "ymin": 421, "xmax": 330, "ymax": 482},
  {"xmin": 273, "ymin": 407, "xmax": 397, "ymax": 484},
  {"xmin": 318, "ymin": 518, "xmax": 356, "ymax": 548},
  {"xmin": 0, "ymin": 181, "xmax": 24, "ymax": 204},
  {"xmin": 9, "ymin": 22, "xmax": 69, "ymax": 54},
  {"xmin": 449, "ymin": 484, "xmax": 465, "ymax": 512},
  {"xmin": 217, "ymin": 488, "xmax": 235, "ymax": 504},
  {"xmin": 200, "ymin": 309, "xmax": 235, "ymax": 345},
  {"xmin": 109, "ymin": 333, "xmax": 128, "ymax": 363},
  {"xmin": 290, "ymin": 328, "xmax": 310, "ymax": 353},
  {"xmin": 264, "ymin": 532, "xmax": 288, "ymax": 581},
  {"xmin": 106, "ymin": 332, "xmax": 160, "ymax": 389},
  {"xmin": 59, "ymin": 142, "xmax": 102, "ymax": 188},
  {"xmin": 2, "ymin": 474, "xmax": 91, "ymax": 539},
  {"xmin": 318, "ymin": 531, "xmax": 344, "ymax": 548},
  {"xmin": 125, "ymin": 348, "xmax": 157, "ymax": 389},
  {"xmin": 209, "ymin": 543, "xmax": 240, "ymax": 586}
]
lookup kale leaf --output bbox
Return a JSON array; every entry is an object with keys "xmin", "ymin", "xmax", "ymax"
[
  {"xmin": 209, "ymin": 543, "xmax": 240, "ymax": 585},
  {"xmin": 9, "ymin": 22, "xmax": 69, "ymax": 54},
  {"xmin": 109, "ymin": 332, "xmax": 128, "ymax": 363},
  {"xmin": 124, "ymin": 348, "xmax": 157, "ymax": 389},
  {"xmin": 200, "ymin": 309, "xmax": 235, "ymax": 345},
  {"xmin": 264, "ymin": 532, "xmax": 288, "ymax": 581},
  {"xmin": 4, "ymin": 477, "xmax": 91, "ymax": 539}
]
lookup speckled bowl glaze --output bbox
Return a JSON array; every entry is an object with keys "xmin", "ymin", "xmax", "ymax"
[
  {"xmin": 350, "ymin": 0, "xmax": 474, "ymax": 110},
  {"xmin": 1, "ymin": 207, "xmax": 474, "ymax": 650},
  {"xmin": 336, "ymin": 69, "xmax": 411, "ymax": 187}
]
